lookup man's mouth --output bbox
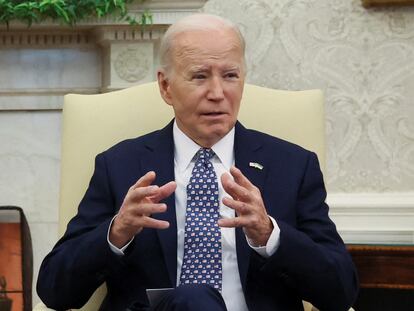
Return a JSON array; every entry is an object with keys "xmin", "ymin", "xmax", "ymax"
[{"xmin": 202, "ymin": 112, "xmax": 225, "ymax": 116}]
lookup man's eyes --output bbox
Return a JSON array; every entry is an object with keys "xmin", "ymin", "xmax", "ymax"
[
  {"xmin": 224, "ymin": 72, "xmax": 239, "ymax": 79},
  {"xmin": 192, "ymin": 74, "xmax": 207, "ymax": 80},
  {"xmin": 190, "ymin": 72, "xmax": 239, "ymax": 80}
]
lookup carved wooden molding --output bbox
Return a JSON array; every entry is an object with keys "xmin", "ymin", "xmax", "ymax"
[
  {"xmin": 0, "ymin": 25, "xmax": 167, "ymax": 48},
  {"xmin": 362, "ymin": 0, "xmax": 414, "ymax": 7},
  {"xmin": 93, "ymin": 25, "xmax": 166, "ymax": 45},
  {"xmin": 0, "ymin": 30, "xmax": 94, "ymax": 47}
]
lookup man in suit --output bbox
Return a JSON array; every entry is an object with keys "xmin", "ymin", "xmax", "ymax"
[{"xmin": 37, "ymin": 14, "xmax": 358, "ymax": 311}]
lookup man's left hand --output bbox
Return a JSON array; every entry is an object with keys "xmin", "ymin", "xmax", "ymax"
[{"xmin": 219, "ymin": 166, "xmax": 273, "ymax": 246}]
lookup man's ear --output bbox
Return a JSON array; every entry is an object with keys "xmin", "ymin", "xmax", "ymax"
[{"xmin": 157, "ymin": 70, "xmax": 173, "ymax": 106}]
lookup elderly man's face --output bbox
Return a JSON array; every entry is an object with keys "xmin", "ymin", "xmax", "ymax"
[{"xmin": 158, "ymin": 28, "xmax": 245, "ymax": 148}]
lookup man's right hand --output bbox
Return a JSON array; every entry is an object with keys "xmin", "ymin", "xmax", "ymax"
[{"xmin": 109, "ymin": 171, "xmax": 176, "ymax": 248}]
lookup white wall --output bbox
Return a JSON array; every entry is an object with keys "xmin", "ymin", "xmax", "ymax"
[
  {"xmin": 203, "ymin": 0, "xmax": 414, "ymax": 244},
  {"xmin": 204, "ymin": 0, "xmax": 414, "ymax": 192}
]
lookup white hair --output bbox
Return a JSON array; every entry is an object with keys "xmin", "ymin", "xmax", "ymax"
[{"xmin": 159, "ymin": 13, "xmax": 246, "ymax": 74}]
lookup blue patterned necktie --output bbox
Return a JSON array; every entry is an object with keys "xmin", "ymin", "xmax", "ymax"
[{"xmin": 179, "ymin": 148, "xmax": 222, "ymax": 291}]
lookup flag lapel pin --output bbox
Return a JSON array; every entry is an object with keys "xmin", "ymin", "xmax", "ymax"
[{"xmin": 249, "ymin": 162, "xmax": 263, "ymax": 170}]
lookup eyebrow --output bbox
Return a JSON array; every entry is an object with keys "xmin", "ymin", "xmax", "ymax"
[
  {"xmin": 223, "ymin": 66, "xmax": 241, "ymax": 72},
  {"xmin": 188, "ymin": 65, "xmax": 241, "ymax": 73}
]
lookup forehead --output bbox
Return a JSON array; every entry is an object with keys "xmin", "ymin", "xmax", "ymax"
[{"xmin": 172, "ymin": 29, "xmax": 244, "ymax": 69}]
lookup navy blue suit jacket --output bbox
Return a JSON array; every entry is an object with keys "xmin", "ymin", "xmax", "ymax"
[{"xmin": 37, "ymin": 121, "xmax": 358, "ymax": 311}]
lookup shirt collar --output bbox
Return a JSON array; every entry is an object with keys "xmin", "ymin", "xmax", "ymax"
[{"xmin": 173, "ymin": 120, "xmax": 235, "ymax": 173}]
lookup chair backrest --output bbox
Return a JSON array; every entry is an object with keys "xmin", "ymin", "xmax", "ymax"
[{"xmin": 59, "ymin": 81, "xmax": 325, "ymax": 310}]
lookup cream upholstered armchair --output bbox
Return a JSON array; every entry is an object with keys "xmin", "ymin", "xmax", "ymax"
[{"xmin": 34, "ymin": 82, "xmax": 326, "ymax": 311}]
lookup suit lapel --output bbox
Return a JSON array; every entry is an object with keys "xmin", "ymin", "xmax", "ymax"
[
  {"xmin": 234, "ymin": 122, "xmax": 268, "ymax": 292},
  {"xmin": 140, "ymin": 121, "xmax": 177, "ymax": 287},
  {"xmin": 138, "ymin": 121, "xmax": 268, "ymax": 290}
]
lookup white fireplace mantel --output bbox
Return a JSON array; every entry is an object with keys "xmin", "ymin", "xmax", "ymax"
[{"xmin": 0, "ymin": 0, "xmax": 208, "ymax": 110}]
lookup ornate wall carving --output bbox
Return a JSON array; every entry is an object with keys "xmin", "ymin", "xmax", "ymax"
[
  {"xmin": 204, "ymin": 0, "xmax": 414, "ymax": 193},
  {"xmin": 114, "ymin": 46, "xmax": 151, "ymax": 82}
]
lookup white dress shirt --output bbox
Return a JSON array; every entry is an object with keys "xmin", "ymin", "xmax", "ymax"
[
  {"xmin": 108, "ymin": 121, "xmax": 281, "ymax": 311},
  {"xmin": 172, "ymin": 122, "xmax": 280, "ymax": 311}
]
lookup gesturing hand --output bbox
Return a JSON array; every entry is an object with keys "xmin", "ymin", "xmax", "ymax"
[
  {"xmin": 219, "ymin": 166, "xmax": 273, "ymax": 246},
  {"xmin": 109, "ymin": 171, "xmax": 176, "ymax": 248}
]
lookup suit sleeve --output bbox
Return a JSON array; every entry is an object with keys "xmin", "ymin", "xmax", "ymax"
[
  {"xmin": 36, "ymin": 153, "xmax": 130, "ymax": 310},
  {"xmin": 262, "ymin": 152, "xmax": 359, "ymax": 311}
]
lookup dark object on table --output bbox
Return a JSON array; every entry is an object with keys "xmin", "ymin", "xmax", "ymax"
[{"xmin": 0, "ymin": 276, "xmax": 12, "ymax": 311}]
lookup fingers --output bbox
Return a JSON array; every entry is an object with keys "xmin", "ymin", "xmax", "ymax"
[
  {"xmin": 127, "ymin": 173, "xmax": 176, "ymax": 204},
  {"xmin": 117, "ymin": 207, "xmax": 169, "ymax": 226},
  {"xmin": 110, "ymin": 211, "xmax": 170, "ymax": 247},
  {"xmin": 139, "ymin": 216, "xmax": 170, "ymax": 230},
  {"xmin": 127, "ymin": 184, "xmax": 160, "ymax": 204},
  {"xmin": 219, "ymin": 167, "xmax": 271, "ymax": 243},
  {"xmin": 150, "ymin": 181, "xmax": 177, "ymax": 203},
  {"xmin": 124, "ymin": 171, "xmax": 158, "ymax": 206},
  {"xmin": 218, "ymin": 215, "xmax": 247, "ymax": 228},
  {"xmin": 131, "ymin": 171, "xmax": 156, "ymax": 190},
  {"xmin": 126, "ymin": 202, "xmax": 168, "ymax": 217},
  {"xmin": 218, "ymin": 211, "xmax": 267, "ymax": 229},
  {"xmin": 229, "ymin": 166, "xmax": 255, "ymax": 191},
  {"xmin": 119, "ymin": 172, "xmax": 175, "ymax": 228},
  {"xmin": 222, "ymin": 196, "xmax": 249, "ymax": 215},
  {"xmin": 111, "ymin": 173, "xmax": 174, "ymax": 246},
  {"xmin": 124, "ymin": 179, "xmax": 176, "ymax": 216},
  {"xmin": 221, "ymin": 172, "xmax": 251, "ymax": 202}
]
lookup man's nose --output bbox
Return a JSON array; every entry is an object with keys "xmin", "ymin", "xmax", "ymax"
[{"xmin": 206, "ymin": 77, "xmax": 225, "ymax": 101}]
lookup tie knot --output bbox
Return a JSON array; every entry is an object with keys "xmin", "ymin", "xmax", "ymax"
[{"xmin": 197, "ymin": 148, "xmax": 214, "ymax": 161}]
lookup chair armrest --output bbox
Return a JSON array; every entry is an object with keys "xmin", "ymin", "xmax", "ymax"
[
  {"xmin": 303, "ymin": 301, "xmax": 313, "ymax": 311},
  {"xmin": 33, "ymin": 302, "xmax": 67, "ymax": 311},
  {"xmin": 305, "ymin": 301, "xmax": 355, "ymax": 311}
]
